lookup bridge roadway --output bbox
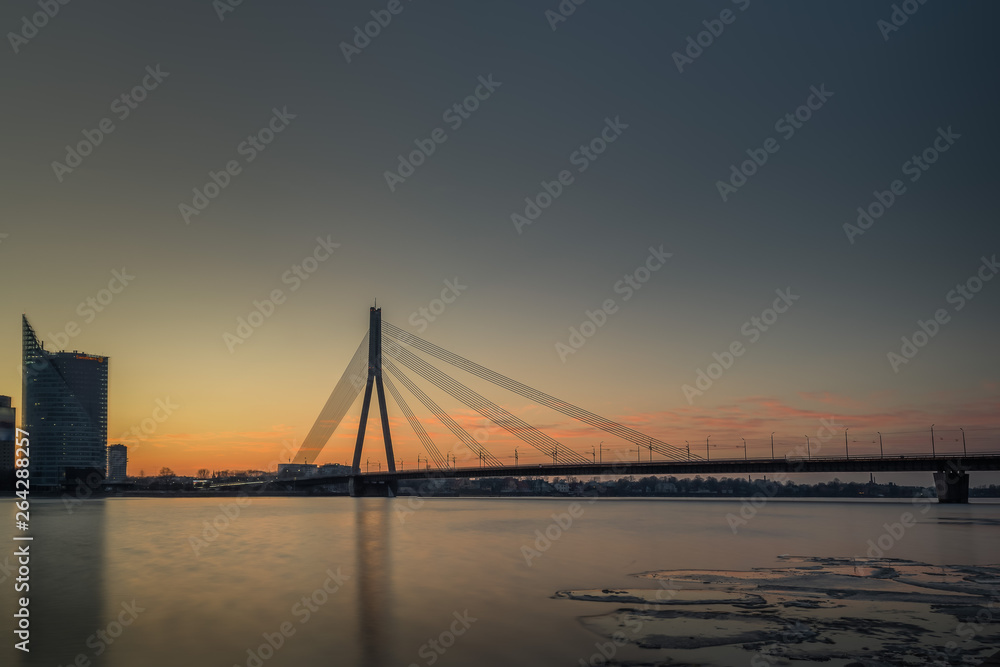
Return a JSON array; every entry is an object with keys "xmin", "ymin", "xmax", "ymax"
[{"xmin": 284, "ymin": 453, "xmax": 1000, "ymax": 501}]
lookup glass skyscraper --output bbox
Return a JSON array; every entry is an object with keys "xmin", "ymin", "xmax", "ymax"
[{"xmin": 22, "ymin": 316, "xmax": 108, "ymax": 489}]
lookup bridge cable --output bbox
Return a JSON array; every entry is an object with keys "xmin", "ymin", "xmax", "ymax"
[
  {"xmin": 383, "ymin": 322, "xmax": 687, "ymax": 459},
  {"xmin": 382, "ymin": 322, "xmax": 694, "ymax": 461},
  {"xmin": 385, "ymin": 341, "xmax": 590, "ymax": 464},
  {"xmin": 292, "ymin": 333, "xmax": 370, "ymax": 464},
  {"xmin": 382, "ymin": 357, "xmax": 503, "ymax": 467},
  {"xmin": 382, "ymin": 373, "xmax": 447, "ymax": 469},
  {"xmin": 385, "ymin": 342, "xmax": 588, "ymax": 464}
]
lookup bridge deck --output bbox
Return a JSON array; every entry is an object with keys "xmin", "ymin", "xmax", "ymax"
[{"xmin": 286, "ymin": 453, "xmax": 1000, "ymax": 486}]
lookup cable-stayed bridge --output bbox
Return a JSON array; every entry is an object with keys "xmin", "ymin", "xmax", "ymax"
[{"xmin": 282, "ymin": 307, "xmax": 999, "ymax": 503}]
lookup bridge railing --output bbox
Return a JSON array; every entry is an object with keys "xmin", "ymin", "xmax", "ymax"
[{"xmin": 418, "ymin": 450, "xmax": 1000, "ymax": 472}]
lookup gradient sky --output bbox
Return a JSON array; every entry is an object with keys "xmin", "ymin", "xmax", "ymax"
[{"xmin": 1, "ymin": 0, "xmax": 998, "ymax": 478}]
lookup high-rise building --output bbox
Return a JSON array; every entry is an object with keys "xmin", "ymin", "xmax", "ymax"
[
  {"xmin": 22, "ymin": 316, "xmax": 108, "ymax": 489},
  {"xmin": 107, "ymin": 444, "xmax": 127, "ymax": 482},
  {"xmin": 0, "ymin": 395, "xmax": 15, "ymax": 492}
]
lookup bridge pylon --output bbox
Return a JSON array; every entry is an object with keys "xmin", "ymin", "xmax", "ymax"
[{"xmin": 350, "ymin": 307, "xmax": 397, "ymax": 497}]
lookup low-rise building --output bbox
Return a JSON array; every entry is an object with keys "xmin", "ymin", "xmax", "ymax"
[
  {"xmin": 0, "ymin": 396, "xmax": 14, "ymax": 491},
  {"xmin": 277, "ymin": 463, "xmax": 317, "ymax": 479}
]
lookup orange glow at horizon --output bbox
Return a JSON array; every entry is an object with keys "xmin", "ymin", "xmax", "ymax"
[{"xmin": 120, "ymin": 388, "xmax": 1000, "ymax": 477}]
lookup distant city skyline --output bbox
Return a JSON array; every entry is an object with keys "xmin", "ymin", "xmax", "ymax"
[
  {"xmin": 10, "ymin": 309, "xmax": 1000, "ymax": 481},
  {"xmin": 1, "ymin": 1, "xmax": 998, "ymax": 478}
]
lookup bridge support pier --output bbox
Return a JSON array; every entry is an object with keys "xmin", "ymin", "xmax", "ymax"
[
  {"xmin": 933, "ymin": 470, "xmax": 970, "ymax": 504},
  {"xmin": 349, "ymin": 477, "xmax": 398, "ymax": 498}
]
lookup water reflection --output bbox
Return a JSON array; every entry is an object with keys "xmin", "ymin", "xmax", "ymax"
[
  {"xmin": 22, "ymin": 500, "xmax": 106, "ymax": 667},
  {"xmin": 1, "ymin": 497, "xmax": 998, "ymax": 667},
  {"xmin": 355, "ymin": 499, "xmax": 393, "ymax": 667}
]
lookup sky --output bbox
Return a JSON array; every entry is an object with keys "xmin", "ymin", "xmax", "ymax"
[{"xmin": 1, "ymin": 0, "xmax": 998, "ymax": 478}]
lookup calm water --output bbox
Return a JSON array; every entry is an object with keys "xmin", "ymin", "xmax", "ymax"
[{"xmin": 2, "ymin": 496, "xmax": 998, "ymax": 666}]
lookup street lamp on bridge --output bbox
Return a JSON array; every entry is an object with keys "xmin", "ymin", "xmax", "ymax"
[
  {"xmin": 931, "ymin": 424, "xmax": 936, "ymax": 457},
  {"xmin": 514, "ymin": 447, "xmax": 519, "ymax": 467},
  {"xmin": 770, "ymin": 432, "xmax": 775, "ymax": 459},
  {"xmin": 804, "ymin": 435, "xmax": 811, "ymax": 459},
  {"xmin": 877, "ymin": 432, "xmax": 883, "ymax": 458},
  {"xmin": 706, "ymin": 435, "xmax": 711, "ymax": 462},
  {"xmin": 960, "ymin": 427, "xmax": 967, "ymax": 456},
  {"xmin": 741, "ymin": 437, "xmax": 747, "ymax": 460},
  {"xmin": 845, "ymin": 428, "xmax": 849, "ymax": 460}
]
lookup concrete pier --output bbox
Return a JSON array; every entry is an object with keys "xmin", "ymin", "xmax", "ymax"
[
  {"xmin": 933, "ymin": 470, "xmax": 970, "ymax": 503},
  {"xmin": 349, "ymin": 477, "xmax": 398, "ymax": 498}
]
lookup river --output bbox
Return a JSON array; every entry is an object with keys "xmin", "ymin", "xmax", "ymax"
[{"xmin": 2, "ymin": 496, "xmax": 998, "ymax": 666}]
